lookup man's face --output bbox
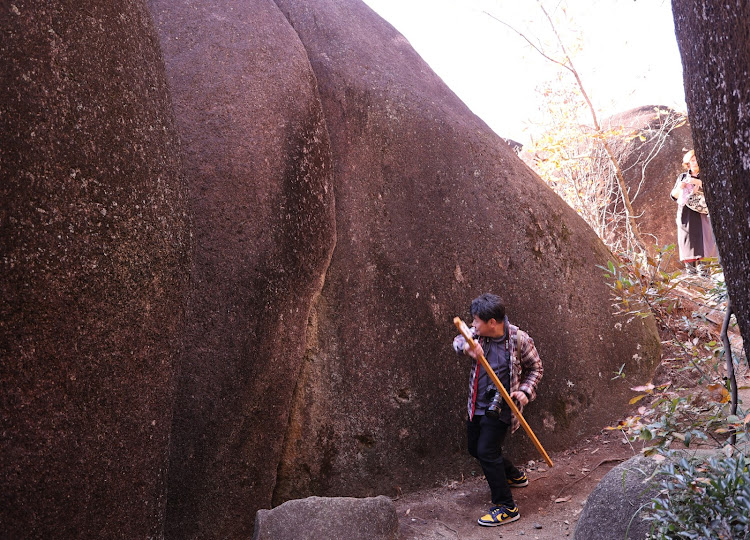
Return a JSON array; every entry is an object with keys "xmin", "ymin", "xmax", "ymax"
[{"xmin": 472, "ymin": 315, "xmax": 495, "ymax": 337}]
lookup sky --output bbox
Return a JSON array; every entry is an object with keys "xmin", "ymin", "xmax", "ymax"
[{"xmin": 361, "ymin": 0, "xmax": 686, "ymax": 145}]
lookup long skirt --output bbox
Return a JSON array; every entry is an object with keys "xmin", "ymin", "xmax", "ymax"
[{"xmin": 676, "ymin": 205, "xmax": 718, "ymax": 261}]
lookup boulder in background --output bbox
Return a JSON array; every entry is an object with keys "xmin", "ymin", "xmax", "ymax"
[{"xmin": 605, "ymin": 105, "xmax": 693, "ymax": 269}]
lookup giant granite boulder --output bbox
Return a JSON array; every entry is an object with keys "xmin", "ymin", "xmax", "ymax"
[
  {"xmin": 1, "ymin": 1, "xmax": 189, "ymax": 537},
  {"xmin": 1, "ymin": 0, "xmax": 666, "ymax": 537},
  {"xmin": 268, "ymin": 0, "xmax": 660, "ymax": 511}
]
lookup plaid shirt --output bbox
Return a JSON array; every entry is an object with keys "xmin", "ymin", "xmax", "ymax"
[{"xmin": 453, "ymin": 322, "xmax": 543, "ymax": 433}]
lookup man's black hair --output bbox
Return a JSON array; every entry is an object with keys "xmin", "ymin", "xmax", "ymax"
[{"xmin": 470, "ymin": 293, "xmax": 506, "ymax": 323}]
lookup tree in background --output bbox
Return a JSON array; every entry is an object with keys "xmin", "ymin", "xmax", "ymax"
[
  {"xmin": 519, "ymin": 77, "xmax": 687, "ymax": 257},
  {"xmin": 486, "ymin": 3, "xmax": 653, "ymax": 259}
]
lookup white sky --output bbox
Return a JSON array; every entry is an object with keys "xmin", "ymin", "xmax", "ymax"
[{"xmin": 362, "ymin": 0, "xmax": 686, "ymax": 145}]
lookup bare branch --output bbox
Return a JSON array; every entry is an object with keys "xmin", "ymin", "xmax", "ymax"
[
  {"xmin": 529, "ymin": 2, "xmax": 648, "ymax": 254},
  {"xmin": 482, "ymin": 11, "xmax": 573, "ymax": 74},
  {"xmin": 538, "ymin": 4, "xmax": 600, "ymax": 132}
]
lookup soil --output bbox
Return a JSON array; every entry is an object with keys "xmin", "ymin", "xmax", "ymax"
[
  {"xmin": 392, "ymin": 273, "xmax": 747, "ymax": 540},
  {"xmin": 394, "ymin": 429, "xmax": 640, "ymax": 539}
]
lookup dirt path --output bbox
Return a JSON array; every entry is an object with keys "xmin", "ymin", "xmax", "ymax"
[{"xmin": 394, "ymin": 429, "xmax": 640, "ymax": 539}]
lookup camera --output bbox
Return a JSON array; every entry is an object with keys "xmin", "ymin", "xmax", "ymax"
[{"xmin": 484, "ymin": 384, "xmax": 503, "ymax": 420}]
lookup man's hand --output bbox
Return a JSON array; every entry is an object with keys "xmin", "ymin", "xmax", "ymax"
[
  {"xmin": 463, "ymin": 341, "xmax": 483, "ymax": 359},
  {"xmin": 511, "ymin": 391, "xmax": 529, "ymax": 407}
]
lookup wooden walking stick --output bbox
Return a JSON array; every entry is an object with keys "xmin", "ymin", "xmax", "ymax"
[{"xmin": 454, "ymin": 317, "xmax": 554, "ymax": 467}]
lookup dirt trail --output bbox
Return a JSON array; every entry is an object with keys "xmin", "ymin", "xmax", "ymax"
[{"xmin": 394, "ymin": 429, "xmax": 639, "ymax": 539}]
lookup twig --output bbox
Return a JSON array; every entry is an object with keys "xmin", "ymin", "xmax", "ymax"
[
  {"xmin": 620, "ymin": 428, "xmax": 637, "ymax": 454},
  {"xmin": 482, "ymin": 11, "xmax": 568, "ymax": 71},
  {"xmin": 435, "ymin": 521, "xmax": 460, "ymax": 539},
  {"xmin": 403, "ymin": 516, "xmax": 460, "ymax": 539}
]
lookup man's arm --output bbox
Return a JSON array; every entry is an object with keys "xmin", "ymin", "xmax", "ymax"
[{"xmin": 516, "ymin": 330, "xmax": 543, "ymax": 402}]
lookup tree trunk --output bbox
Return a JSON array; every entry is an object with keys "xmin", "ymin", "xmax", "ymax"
[{"xmin": 671, "ymin": 1, "xmax": 750, "ymax": 362}]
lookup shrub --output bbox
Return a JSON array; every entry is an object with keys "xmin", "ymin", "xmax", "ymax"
[{"xmin": 644, "ymin": 453, "xmax": 750, "ymax": 539}]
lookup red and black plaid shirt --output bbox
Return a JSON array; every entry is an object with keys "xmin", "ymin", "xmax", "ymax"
[{"xmin": 453, "ymin": 323, "xmax": 543, "ymax": 433}]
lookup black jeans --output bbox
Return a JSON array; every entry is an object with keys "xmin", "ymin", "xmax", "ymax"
[{"xmin": 467, "ymin": 414, "xmax": 521, "ymax": 507}]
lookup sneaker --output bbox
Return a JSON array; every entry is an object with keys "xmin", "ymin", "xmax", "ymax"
[
  {"xmin": 477, "ymin": 505, "xmax": 520, "ymax": 527},
  {"xmin": 507, "ymin": 472, "xmax": 528, "ymax": 487}
]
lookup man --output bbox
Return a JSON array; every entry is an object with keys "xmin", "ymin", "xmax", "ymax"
[{"xmin": 453, "ymin": 293, "xmax": 543, "ymax": 526}]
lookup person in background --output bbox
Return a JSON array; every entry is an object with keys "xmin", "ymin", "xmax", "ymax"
[{"xmin": 670, "ymin": 149, "xmax": 718, "ymax": 275}]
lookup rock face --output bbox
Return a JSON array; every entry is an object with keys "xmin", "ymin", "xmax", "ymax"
[
  {"xmin": 253, "ymin": 496, "xmax": 399, "ymax": 540},
  {"xmin": 147, "ymin": 1, "xmax": 337, "ymax": 538},
  {"xmin": 604, "ymin": 106, "xmax": 693, "ymax": 269},
  {"xmin": 269, "ymin": 0, "xmax": 660, "ymax": 507},
  {"xmin": 574, "ymin": 456, "xmax": 659, "ymax": 540},
  {"xmin": 0, "ymin": 2, "xmax": 189, "ymax": 538},
  {"xmin": 3, "ymin": 0, "xmax": 664, "ymax": 537},
  {"xmin": 671, "ymin": 2, "xmax": 750, "ymax": 362}
]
